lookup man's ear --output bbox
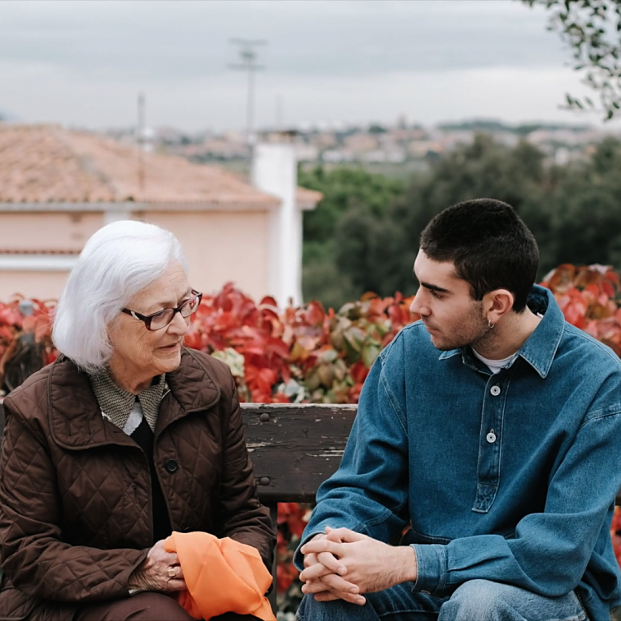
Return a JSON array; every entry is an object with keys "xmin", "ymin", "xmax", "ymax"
[{"xmin": 483, "ymin": 289, "xmax": 514, "ymax": 325}]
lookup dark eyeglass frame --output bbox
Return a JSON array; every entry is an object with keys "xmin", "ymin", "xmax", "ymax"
[{"xmin": 121, "ymin": 290, "xmax": 203, "ymax": 331}]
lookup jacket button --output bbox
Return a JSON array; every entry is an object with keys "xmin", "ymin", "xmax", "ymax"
[
  {"xmin": 490, "ymin": 385, "xmax": 501, "ymax": 396},
  {"xmin": 165, "ymin": 459, "xmax": 179, "ymax": 473}
]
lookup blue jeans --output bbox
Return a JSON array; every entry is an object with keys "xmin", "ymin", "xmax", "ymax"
[{"xmin": 296, "ymin": 580, "xmax": 589, "ymax": 621}]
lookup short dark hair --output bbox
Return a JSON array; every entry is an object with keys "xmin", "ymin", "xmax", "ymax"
[{"xmin": 419, "ymin": 198, "xmax": 539, "ymax": 313}]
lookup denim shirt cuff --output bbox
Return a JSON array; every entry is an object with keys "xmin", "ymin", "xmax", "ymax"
[
  {"xmin": 293, "ymin": 530, "xmax": 325, "ymax": 572},
  {"xmin": 412, "ymin": 544, "xmax": 446, "ymax": 593}
]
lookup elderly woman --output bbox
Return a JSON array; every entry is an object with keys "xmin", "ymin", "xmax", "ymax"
[{"xmin": 0, "ymin": 221, "xmax": 274, "ymax": 621}]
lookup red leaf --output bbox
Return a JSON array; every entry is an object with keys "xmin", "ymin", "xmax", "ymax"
[
  {"xmin": 349, "ymin": 361, "xmax": 369, "ymax": 384},
  {"xmin": 304, "ymin": 301, "xmax": 325, "ymax": 326},
  {"xmin": 276, "ymin": 564, "xmax": 296, "ymax": 593}
]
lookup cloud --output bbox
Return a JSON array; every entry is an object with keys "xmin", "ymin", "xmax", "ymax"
[
  {"xmin": 0, "ymin": 0, "xmax": 565, "ymax": 80},
  {"xmin": 0, "ymin": 0, "xmax": 612, "ymax": 130}
]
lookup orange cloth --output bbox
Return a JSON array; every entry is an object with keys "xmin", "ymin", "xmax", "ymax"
[{"xmin": 164, "ymin": 531, "xmax": 276, "ymax": 621}]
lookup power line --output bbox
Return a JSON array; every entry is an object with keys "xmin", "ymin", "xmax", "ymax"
[{"xmin": 228, "ymin": 38, "xmax": 267, "ymax": 146}]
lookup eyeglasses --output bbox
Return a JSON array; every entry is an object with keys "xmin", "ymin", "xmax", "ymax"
[{"xmin": 121, "ymin": 290, "xmax": 203, "ymax": 331}]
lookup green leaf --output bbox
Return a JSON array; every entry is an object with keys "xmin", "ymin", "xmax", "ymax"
[
  {"xmin": 361, "ymin": 343, "xmax": 381, "ymax": 368},
  {"xmin": 319, "ymin": 348, "xmax": 338, "ymax": 363},
  {"xmin": 343, "ymin": 326, "xmax": 366, "ymax": 353}
]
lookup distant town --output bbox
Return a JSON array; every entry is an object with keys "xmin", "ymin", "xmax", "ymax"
[
  {"xmin": 4, "ymin": 108, "xmax": 619, "ymax": 176},
  {"xmin": 99, "ymin": 117, "xmax": 621, "ymax": 177}
]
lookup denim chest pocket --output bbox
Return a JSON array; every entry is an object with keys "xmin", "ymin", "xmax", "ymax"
[
  {"xmin": 401, "ymin": 527, "xmax": 452, "ymax": 546},
  {"xmin": 401, "ymin": 525, "xmax": 516, "ymax": 548}
]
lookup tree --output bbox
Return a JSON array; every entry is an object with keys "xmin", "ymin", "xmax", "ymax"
[
  {"xmin": 333, "ymin": 204, "xmax": 408, "ymax": 298},
  {"xmin": 299, "ymin": 166, "xmax": 405, "ymax": 243},
  {"xmin": 525, "ymin": 0, "xmax": 621, "ymax": 120},
  {"xmin": 299, "ymin": 166, "xmax": 405, "ymax": 308},
  {"xmin": 541, "ymin": 137, "xmax": 621, "ymax": 268}
]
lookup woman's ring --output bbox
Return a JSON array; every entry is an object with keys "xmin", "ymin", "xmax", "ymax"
[{"xmin": 168, "ymin": 567, "xmax": 176, "ymax": 579}]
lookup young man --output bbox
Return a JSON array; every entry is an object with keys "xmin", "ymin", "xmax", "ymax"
[{"xmin": 295, "ymin": 199, "xmax": 621, "ymax": 621}]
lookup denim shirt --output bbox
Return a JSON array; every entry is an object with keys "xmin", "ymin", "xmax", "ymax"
[{"xmin": 296, "ymin": 286, "xmax": 621, "ymax": 620}]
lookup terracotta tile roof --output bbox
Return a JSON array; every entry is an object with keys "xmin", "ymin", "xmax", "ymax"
[
  {"xmin": 296, "ymin": 186, "xmax": 323, "ymax": 210},
  {"xmin": 0, "ymin": 249, "xmax": 80, "ymax": 255},
  {"xmin": 0, "ymin": 124, "xmax": 318, "ymax": 209}
]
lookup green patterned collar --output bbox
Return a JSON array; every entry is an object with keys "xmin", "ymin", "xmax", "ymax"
[{"xmin": 89, "ymin": 367, "xmax": 165, "ymax": 433}]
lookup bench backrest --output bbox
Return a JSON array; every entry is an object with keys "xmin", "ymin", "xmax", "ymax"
[{"xmin": 0, "ymin": 402, "xmax": 357, "ymax": 503}]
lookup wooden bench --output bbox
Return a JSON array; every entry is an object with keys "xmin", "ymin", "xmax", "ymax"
[
  {"xmin": 0, "ymin": 401, "xmax": 357, "ymax": 612},
  {"xmin": 4, "ymin": 400, "xmax": 619, "ymax": 613}
]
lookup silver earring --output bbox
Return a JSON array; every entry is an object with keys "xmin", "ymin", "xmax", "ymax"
[{"xmin": 488, "ymin": 319, "xmax": 494, "ymax": 329}]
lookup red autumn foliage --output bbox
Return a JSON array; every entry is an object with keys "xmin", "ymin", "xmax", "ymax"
[
  {"xmin": 276, "ymin": 502, "xmax": 312, "ymax": 594},
  {"xmin": 612, "ymin": 506, "xmax": 621, "ymax": 568},
  {"xmin": 540, "ymin": 264, "xmax": 621, "ymax": 352},
  {"xmin": 186, "ymin": 283, "xmax": 418, "ymax": 405},
  {"xmin": 0, "ymin": 297, "xmax": 57, "ymax": 390}
]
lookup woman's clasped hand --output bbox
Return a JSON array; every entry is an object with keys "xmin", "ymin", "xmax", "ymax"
[{"xmin": 129, "ymin": 539, "xmax": 186, "ymax": 593}]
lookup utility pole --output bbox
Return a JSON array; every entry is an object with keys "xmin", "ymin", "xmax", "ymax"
[
  {"xmin": 228, "ymin": 39, "xmax": 267, "ymax": 147},
  {"xmin": 275, "ymin": 92, "xmax": 284, "ymax": 130},
  {"xmin": 137, "ymin": 91, "xmax": 145, "ymax": 192}
]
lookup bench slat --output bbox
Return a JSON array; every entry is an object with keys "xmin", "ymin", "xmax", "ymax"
[{"xmin": 241, "ymin": 403, "xmax": 356, "ymax": 503}]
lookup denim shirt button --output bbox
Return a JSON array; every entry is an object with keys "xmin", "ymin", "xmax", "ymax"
[
  {"xmin": 490, "ymin": 385, "xmax": 501, "ymax": 396},
  {"xmin": 486, "ymin": 430, "xmax": 497, "ymax": 443}
]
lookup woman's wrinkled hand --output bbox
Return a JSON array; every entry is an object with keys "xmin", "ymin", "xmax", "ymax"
[{"xmin": 128, "ymin": 539, "xmax": 186, "ymax": 593}]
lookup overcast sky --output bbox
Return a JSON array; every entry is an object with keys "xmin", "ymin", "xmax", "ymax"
[{"xmin": 1, "ymin": 0, "xmax": 618, "ymax": 132}]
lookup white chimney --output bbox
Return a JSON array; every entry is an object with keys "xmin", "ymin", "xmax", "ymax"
[{"xmin": 251, "ymin": 143, "xmax": 302, "ymax": 307}]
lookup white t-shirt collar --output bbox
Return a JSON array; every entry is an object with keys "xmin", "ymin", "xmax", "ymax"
[{"xmin": 471, "ymin": 348, "xmax": 519, "ymax": 374}]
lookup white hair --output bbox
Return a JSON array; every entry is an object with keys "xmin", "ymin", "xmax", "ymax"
[{"xmin": 53, "ymin": 220, "xmax": 188, "ymax": 372}]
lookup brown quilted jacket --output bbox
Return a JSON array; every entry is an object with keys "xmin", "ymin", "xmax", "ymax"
[{"xmin": 0, "ymin": 348, "xmax": 275, "ymax": 621}]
